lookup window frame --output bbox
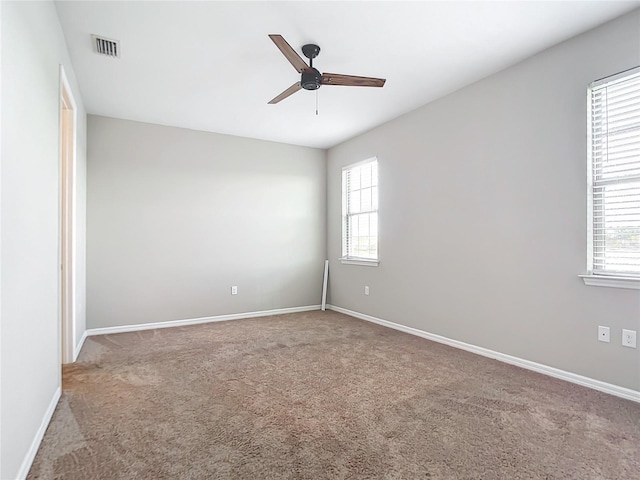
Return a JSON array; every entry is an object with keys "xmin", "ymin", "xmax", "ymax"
[
  {"xmin": 340, "ymin": 157, "xmax": 380, "ymax": 267},
  {"xmin": 581, "ymin": 66, "xmax": 640, "ymax": 290}
]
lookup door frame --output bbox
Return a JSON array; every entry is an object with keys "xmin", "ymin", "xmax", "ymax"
[{"xmin": 59, "ymin": 65, "xmax": 77, "ymax": 364}]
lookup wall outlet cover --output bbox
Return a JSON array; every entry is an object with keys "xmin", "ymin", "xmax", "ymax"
[
  {"xmin": 231, "ymin": 286, "xmax": 238, "ymax": 295},
  {"xmin": 622, "ymin": 329, "xmax": 636, "ymax": 348},
  {"xmin": 598, "ymin": 326, "xmax": 610, "ymax": 343}
]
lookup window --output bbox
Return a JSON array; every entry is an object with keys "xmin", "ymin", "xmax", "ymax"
[
  {"xmin": 341, "ymin": 158, "xmax": 379, "ymax": 266},
  {"xmin": 583, "ymin": 67, "xmax": 640, "ymax": 289}
]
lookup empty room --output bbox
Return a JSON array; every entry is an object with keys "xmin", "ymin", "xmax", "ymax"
[{"xmin": 2, "ymin": 1, "xmax": 640, "ymax": 479}]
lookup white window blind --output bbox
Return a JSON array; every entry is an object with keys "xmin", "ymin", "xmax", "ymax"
[
  {"xmin": 342, "ymin": 159, "xmax": 378, "ymax": 262},
  {"xmin": 589, "ymin": 67, "xmax": 640, "ymax": 277}
]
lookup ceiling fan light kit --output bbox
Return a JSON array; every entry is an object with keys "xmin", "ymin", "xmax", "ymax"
[{"xmin": 268, "ymin": 34, "xmax": 386, "ymax": 105}]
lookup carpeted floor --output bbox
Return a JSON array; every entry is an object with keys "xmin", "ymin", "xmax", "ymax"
[{"xmin": 28, "ymin": 310, "xmax": 639, "ymax": 479}]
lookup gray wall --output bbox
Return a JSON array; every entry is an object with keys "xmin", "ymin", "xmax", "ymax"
[
  {"xmin": 327, "ymin": 11, "xmax": 640, "ymax": 390},
  {"xmin": 1, "ymin": 1, "xmax": 88, "ymax": 478},
  {"xmin": 87, "ymin": 116, "xmax": 326, "ymax": 328}
]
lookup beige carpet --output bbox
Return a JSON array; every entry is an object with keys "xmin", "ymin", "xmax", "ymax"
[{"xmin": 28, "ymin": 310, "xmax": 639, "ymax": 479}]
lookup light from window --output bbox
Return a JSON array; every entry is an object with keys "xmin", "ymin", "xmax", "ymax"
[
  {"xmin": 588, "ymin": 67, "xmax": 640, "ymax": 277},
  {"xmin": 342, "ymin": 158, "xmax": 378, "ymax": 262}
]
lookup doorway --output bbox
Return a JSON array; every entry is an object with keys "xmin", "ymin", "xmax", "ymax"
[{"xmin": 60, "ymin": 66, "xmax": 76, "ymax": 364}]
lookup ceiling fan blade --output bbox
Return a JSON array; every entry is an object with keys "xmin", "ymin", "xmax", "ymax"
[
  {"xmin": 269, "ymin": 34, "xmax": 308, "ymax": 73},
  {"xmin": 321, "ymin": 73, "xmax": 386, "ymax": 88},
  {"xmin": 268, "ymin": 82, "xmax": 302, "ymax": 104}
]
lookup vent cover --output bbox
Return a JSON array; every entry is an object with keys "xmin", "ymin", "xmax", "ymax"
[{"xmin": 92, "ymin": 35, "xmax": 120, "ymax": 58}]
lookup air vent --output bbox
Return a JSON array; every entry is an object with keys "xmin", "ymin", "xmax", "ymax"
[{"xmin": 92, "ymin": 35, "xmax": 120, "ymax": 58}]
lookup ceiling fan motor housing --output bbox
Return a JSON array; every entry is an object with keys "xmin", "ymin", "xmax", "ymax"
[{"xmin": 301, "ymin": 68, "xmax": 322, "ymax": 90}]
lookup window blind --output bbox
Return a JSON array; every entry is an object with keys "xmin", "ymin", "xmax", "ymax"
[
  {"xmin": 590, "ymin": 67, "xmax": 640, "ymax": 276},
  {"xmin": 342, "ymin": 159, "xmax": 378, "ymax": 260}
]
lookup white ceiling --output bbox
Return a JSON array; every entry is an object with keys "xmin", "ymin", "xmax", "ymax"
[{"xmin": 55, "ymin": 1, "xmax": 639, "ymax": 149}]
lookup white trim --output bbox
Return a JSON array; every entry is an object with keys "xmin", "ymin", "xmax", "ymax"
[
  {"xmin": 16, "ymin": 387, "xmax": 62, "ymax": 480},
  {"xmin": 579, "ymin": 274, "xmax": 640, "ymax": 290},
  {"xmin": 59, "ymin": 65, "xmax": 77, "ymax": 365},
  {"xmin": 86, "ymin": 305, "xmax": 321, "ymax": 336},
  {"xmin": 321, "ymin": 260, "xmax": 329, "ymax": 311},
  {"xmin": 339, "ymin": 258, "xmax": 379, "ymax": 267},
  {"xmin": 327, "ymin": 305, "xmax": 640, "ymax": 404},
  {"xmin": 73, "ymin": 330, "xmax": 88, "ymax": 361}
]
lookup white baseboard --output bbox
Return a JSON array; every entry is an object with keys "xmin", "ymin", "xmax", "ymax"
[
  {"xmin": 86, "ymin": 305, "xmax": 322, "ymax": 337},
  {"xmin": 73, "ymin": 330, "xmax": 88, "ymax": 362},
  {"xmin": 16, "ymin": 386, "xmax": 62, "ymax": 480},
  {"xmin": 327, "ymin": 305, "xmax": 640, "ymax": 404}
]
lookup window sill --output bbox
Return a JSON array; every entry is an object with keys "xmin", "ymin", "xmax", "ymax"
[
  {"xmin": 579, "ymin": 274, "xmax": 640, "ymax": 290},
  {"xmin": 340, "ymin": 257, "xmax": 379, "ymax": 267}
]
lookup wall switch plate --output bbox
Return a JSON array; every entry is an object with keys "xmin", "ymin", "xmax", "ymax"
[
  {"xmin": 364, "ymin": 286, "xmax": 369, "ymax": 295},
  {"xmin": 622, "ymin": 329, "xmax": 636, "ymax": 348},
  {"xmin": 231, "ymin": 286, "xmax": 238, "ymax": 295},
  {"xmin": 598, "ymin": 326, "xmax": 610, "ymax": 343}
]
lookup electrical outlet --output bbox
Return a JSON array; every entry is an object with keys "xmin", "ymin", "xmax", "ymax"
[
  {"xmin": 231, "ymin": 286, "xmax": 238, "ymax": 295},
  {"xmin": 622, "ymin": 329, "xmax": 636, "ymax": 348},
  {"xmin": 364, "ymin": 286, "xmax": 369, "ymax": 295},
  {"xmin": 598, "ymin": 326, "xmax": 610, "ymax": 343}
]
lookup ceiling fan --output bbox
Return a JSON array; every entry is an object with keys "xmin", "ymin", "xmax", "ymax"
[{"xmin": 267, "ymin": 34, "xmax": 386, "ymax": 104}]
